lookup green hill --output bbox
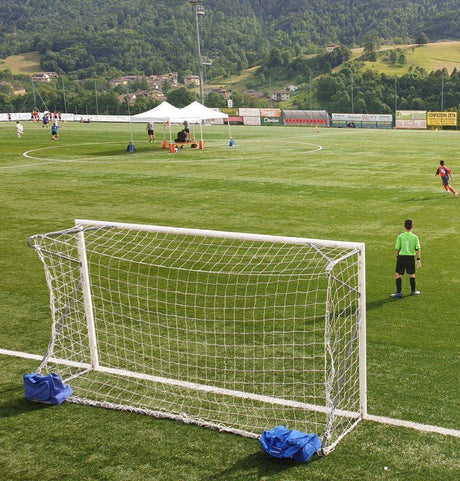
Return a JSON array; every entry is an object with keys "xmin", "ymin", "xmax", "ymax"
[
  {"xmin": 0, "ymin": 0, "xmax": 459, "ymax": 80},
  {"xmin": 208, "ymin": 41, "xmax": 460, "ymax": 95},
  {"xmin": 352, "ymin": 41, "xmax": 460, "ymax": 76}
]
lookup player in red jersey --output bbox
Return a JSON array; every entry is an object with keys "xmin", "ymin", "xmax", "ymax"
[{"xmin": 435, "ymin": 160, "xmax": 458, "ymax": 196}]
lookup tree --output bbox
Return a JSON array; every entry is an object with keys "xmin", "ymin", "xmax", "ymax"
[
  {"xmin": 166, "ymin": 87, "xmax": 194, "ymax": 107},
  {"xmin": 363, "ymin": 32, "xmax": 379, "ymax": 61},
  {"xmin": 415, "ymin": 33, "xmax": 429, "ymax": 46},
  {"xmin": 266, "ymin": 48, "xmax": 283, "ymax": 68},
  {"xmin": 205, "ymin": 91, "xmax": 227, "ymax": 108},
  {"xmin": 398, "ymin": 53, "xmax": 408, "ymax": 65}
]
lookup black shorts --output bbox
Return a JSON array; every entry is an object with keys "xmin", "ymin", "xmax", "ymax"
[
  {"xmin": 147, "ymin": 129, "xmax": 154, "ymax": 135},
  {"xmin": 396, "ymin": 255, "xmax": 416, "ymax": 275}
]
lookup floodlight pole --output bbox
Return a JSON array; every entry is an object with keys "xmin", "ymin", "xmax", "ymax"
[
  {"xmin": 351, "ymin": 76, "xmax": 354, "ymax": 114},
  {"xmin": 62, "ymin": 78, "xmax": 68, "ymax": 114},
  {"xmin": 189, "ymin": 0, "xmax": 205, "ymax": 104},
  {"xmin": 93, "ymin": 79, "xmax": 100, "ymax": 120},
  {"xmin": 441, "ymin": 73, "xmax": 444, "ymax": 110}
]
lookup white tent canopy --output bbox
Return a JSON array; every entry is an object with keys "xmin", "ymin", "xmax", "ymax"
[
  {"xmin": 133, "ymin": 100, "xmax": 228, "ymax": 123},
  {"xmin": 171, "ymin": 101, "xmax": 228, "ymax": 122},
  {"xmin": 132, "ymin": 101, "xmax": 180, "ymax": 122}
]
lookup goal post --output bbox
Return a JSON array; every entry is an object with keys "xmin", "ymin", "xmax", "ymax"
[{"xmin": 28, "ymin": 219, "xmax": 366, "ymax": 454}]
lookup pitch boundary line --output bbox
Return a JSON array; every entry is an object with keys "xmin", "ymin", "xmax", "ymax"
[{"xmin": 2, "ymin": 347, "xmax": 459, "ymax": 439}]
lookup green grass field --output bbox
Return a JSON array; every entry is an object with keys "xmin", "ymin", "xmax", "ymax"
[{"xmin": 1, "ymin": 121, "xmax": 459, "ymax": 480}]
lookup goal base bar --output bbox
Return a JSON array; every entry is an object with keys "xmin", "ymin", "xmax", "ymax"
[{"xmin": 2, "ymin": 349, "xmax": 459, "ymax": 439}]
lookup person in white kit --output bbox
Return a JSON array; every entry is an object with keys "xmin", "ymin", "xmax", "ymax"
[{"xmin": 16, "ymin": 121, "xmax": 24, "ymax": 138}]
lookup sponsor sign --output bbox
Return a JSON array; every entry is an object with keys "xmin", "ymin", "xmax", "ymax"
[
  {"xmin": 243, "ymin": 116, "xmax": 261, "ymax": 126},
  {"xmin": 395, "ymin": 110, "xmax": 427, "ymax": 129},
  {"xmin": 260, "ymin": 108, "xmax": 281, "ymax": 118},
  {"xmin": 222, "ymin": 108, "xmax": 238, "ymax": 116},
  {"xmin": 261, "ymin": 116, "xmax": 282, "ymax": 125},
  {"xmin": 427, "ymin": 111, "xmax": 457, "ymax": 126},
  {"xmin": 332, "ymin": 113, "xmax": 392, "ymax": 122},
  {"xmin": 396, "ymin": 110, "xmax": 426, "ymax": 120},
  {"xmin": 226, "ymin": 116, "xmax": 244, "ymax": 125},
  {"xmin": 239, "ymin": 108, "xmax": 260, "ymax": 117}
]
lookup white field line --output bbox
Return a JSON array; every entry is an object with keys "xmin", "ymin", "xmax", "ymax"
[
  {"xmin": 2, "ymin": 347, "xmax": 459, "ymax": 439},
  {"xmin": 0, "ymin": 139, "xmax": 323, "ymax": 170}
]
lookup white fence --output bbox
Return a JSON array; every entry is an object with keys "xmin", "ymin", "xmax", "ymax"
[{"xmin": 0, "ymin": 113, "xmax": 136, "ymax": 123}]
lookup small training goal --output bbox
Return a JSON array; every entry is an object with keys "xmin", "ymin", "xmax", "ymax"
[{"xmin": 28, "ymin": 219, "xmax": 367, "ymax": 454}]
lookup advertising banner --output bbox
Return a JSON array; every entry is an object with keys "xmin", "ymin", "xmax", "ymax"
[
  {"xmin": 260, "ymin": 108, "xmax": 281, "ymax": 118},
  {"xmin": 331, "ymin": 113, "xmax": 392, "ymax": 129},
  {"xmin": 243, "ymin": 116, "xmax": 261, "ymax": 126},
  {"xmin": 239, "ymin": 108, "xmax": 261, "ymax": 117},
  {"xmin": 395, "ymin": 110, "xmax": 427, "ymax": 129},
  {"xmin": 261, "ymin": 116, "xmax": 282, "ymax": 126},
  {"xmin": 427, "ymin": 111, "xmax": 457, "ymax": 126}
]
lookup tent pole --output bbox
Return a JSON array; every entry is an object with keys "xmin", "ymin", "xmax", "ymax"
[
  {"xmin": 227, "ymin": 118, "xmax": 232, "ymax": 143},
  {"xmin": 168, "ymin": 120, "xmax": 173, "ymax": 146}
]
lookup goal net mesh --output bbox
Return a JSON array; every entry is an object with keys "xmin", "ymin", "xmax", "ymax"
[{"xmin": 29, "ymin": 220, "xmax": 365, "ymax": 453}]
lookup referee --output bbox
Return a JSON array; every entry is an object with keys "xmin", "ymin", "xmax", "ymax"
[{"xmin": 390, "ymin": 219, "xmax": 421, "ymax": 298}]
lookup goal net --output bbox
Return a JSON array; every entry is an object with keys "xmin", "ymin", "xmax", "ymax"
[{"xmin": 28, "ymin": 219, "xmax": 366, "ymax": 454}]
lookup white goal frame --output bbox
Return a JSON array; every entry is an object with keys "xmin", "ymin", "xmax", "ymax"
[{"xmin": 29, "ymin": 219, "xmax": 367, "ymax": 454}]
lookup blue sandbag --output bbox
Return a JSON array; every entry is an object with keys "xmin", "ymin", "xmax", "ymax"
[
  {"xmin": 24, "ymin": 372, "xmax": 73, "ymax": 405},
  {"xmin": 260, "ymin": 425, "xmax": 322, "ymax": 463}
]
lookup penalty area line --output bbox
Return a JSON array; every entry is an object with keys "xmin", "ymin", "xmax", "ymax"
[{"xmin": 2, "ymin": 347, "xmax": 459, "ymax": 439}]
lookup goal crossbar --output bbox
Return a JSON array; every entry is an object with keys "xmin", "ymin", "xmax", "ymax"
[{"xmin": 75, "ymin": 218, "xmax": 364, "ymax": 250}]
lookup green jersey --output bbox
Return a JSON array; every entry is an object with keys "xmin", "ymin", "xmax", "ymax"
[{"xmin": 395, "ymin": 231, "xmax": 420, "ymax": 256}]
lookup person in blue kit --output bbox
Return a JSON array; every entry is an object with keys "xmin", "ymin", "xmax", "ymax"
[
  {"xmin": 390, "ymin": 219, "xmax": 421, "ymax": 298},
  {"xmin": 51, "ymin": 121, "xmax": 59, "ymax": 141}
]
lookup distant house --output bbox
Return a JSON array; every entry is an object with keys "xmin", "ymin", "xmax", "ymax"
[
  {"xmin": 0, "ymin": 81, "xmax": 25, "ymax": 96},
  {"xmin": 110, "ymin": 73, "xmax": 178, "ymax": 91},
  {"xmin": 184, "ymin": 75, "xmax": 200, "ymax": 87},
  {"xmin": 148, "ymin": 72, "xmax": 178, "ymax": 89},
  {"xmin": 13, "ymin": 87, "xmax": 26, "ymax": 96},
  {"xmin": 326, "ymin": 44, "xmax": 340, "ymax": 53},
  {"xmin": 243, "ymin": 90, "xmax": 266, "ymax": 100},
  {"xmin": 284, "ymin": 84, "xmax": 298, "ymax": 92},
  {"xmin": 118, "ymin": 92, "xmax": 137, "ymax": 106},
  {"xmin": 32, "ymin": 72, "xmax": 59, "ymax": 82},
  {"xmin": 147, "ymin": 90, "xmax": 167, "ymax": 102},
  {"xmin": 109, "ymin": 75, "xmax": 141, "ymax": 87},
  {"xmin": 203, "ymin": 87, "xmax": 233, "ymax": 99},
  {"xmin": 271, "ymin": 90, "xmax": 290, "ymax": 102}
]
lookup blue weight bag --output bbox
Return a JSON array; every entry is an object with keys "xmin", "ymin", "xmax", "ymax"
[
  {"xmin": 259, "ymin": 425, "xmax": 322, "ymax": 463},
  {"xmin": 24, "ymin": 372, "xmax": 73, "ymax": 405}
]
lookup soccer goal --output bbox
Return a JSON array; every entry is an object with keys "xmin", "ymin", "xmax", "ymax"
[{"xmin": 28, "ymin": 219, "xmax": 366, "ymax": 454}]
